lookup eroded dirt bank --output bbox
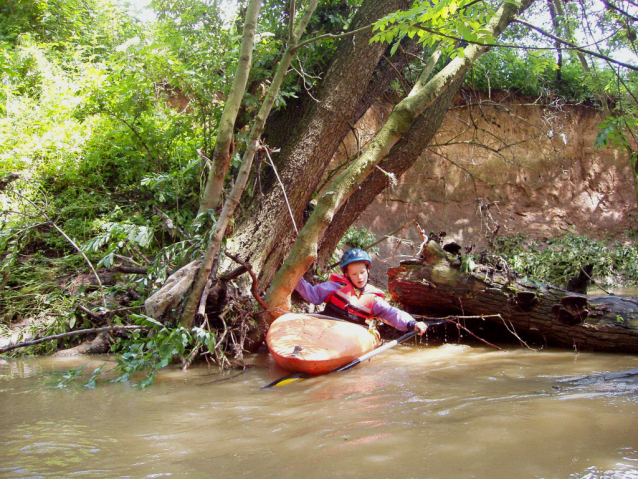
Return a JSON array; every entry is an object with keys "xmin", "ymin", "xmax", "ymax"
[{"xmin": 339, "ymin": 91, "xmax": 638, "ymax": 285}]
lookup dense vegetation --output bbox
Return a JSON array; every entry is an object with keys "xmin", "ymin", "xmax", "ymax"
[{"xmin": 2, "ymin": 0, "xmax": 638, "ymax": 384}]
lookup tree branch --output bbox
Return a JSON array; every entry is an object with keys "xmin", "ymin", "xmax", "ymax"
[
  {"xmin": 225, "ymin": 252, "xmax": 269, "ymax": 311},
  {"xmin": 12, "ymin": 192, "xmax": 108, "ymax": 309},
  {"xmin": 515, "ymin": 19, "xmax": 638, "ymax": 71},
  {"xmin": 295, "ymin": 24, "xmax": 374, "ymax": 51},
  {"xmin": 0, "ymin": 325, "xmax": 146, "ymax": 354},
  {"xmin": 410, "ymin": 22, "xmax": 638, "ymax": 71}
]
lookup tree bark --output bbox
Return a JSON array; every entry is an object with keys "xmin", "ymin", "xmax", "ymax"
[
  {"xmin": 181, "ymin": 0, "xmax": 321, "ymax": 327},
  {"xmin": 198, "ymin": 0, "xmax": 262, "ymax": 214},
  {"xmin": 316, "ymin": 75, "xmax": 465, "ymax": 269},
  {"xmin": 231, "ymin": 0, "xmax": 415, "ymax": 285},
  {"xmin": 263, "ymin": 0, "xmax": 533, "ymax": 320},
  {"xmin": 387, "ymin": 241, "xmax": 638, "ymax": 353}
]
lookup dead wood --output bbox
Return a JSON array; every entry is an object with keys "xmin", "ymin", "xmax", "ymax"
[
  {"xmin": 387, "ymin": 240, "xmax": 638, "ymax": 353},
  {"xmin": 144, "ymin": 259, "xmax": 202, "ymax": 320},
  {"xmin": 0, "ymin": 325, "xmax": 146, "ymax": 354}
]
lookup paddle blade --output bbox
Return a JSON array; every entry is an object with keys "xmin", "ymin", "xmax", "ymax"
[{"xmin": 261, "ymin": 372, "xmax": 310, "ymax": 388}]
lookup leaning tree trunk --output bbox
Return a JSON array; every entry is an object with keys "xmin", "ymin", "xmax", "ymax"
[
  {"xmin": 316, "ymin": 75, "xmax": 465, "ymax": 268},
  {"xmin": 387, "ymin": 240, "xmax": 638, "ymax": 353},
  {"xmin": 180, "ymin": 1, "xmax": 322, "ymax": 327},
  {"xmin": 264, "ymin": 0, "xmax": 534, "ymax": 319},
  {"xmin": 198, "ymin": 0, "xmax": 262, "ymax": 214},
  {"xmin": 230, "ymin": 0, "xmax": 415, "ymax": 285}
]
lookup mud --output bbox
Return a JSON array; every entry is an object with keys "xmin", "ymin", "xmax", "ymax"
[{"xmin": 342, "ymin": 90, "xmax": 638, "ymax": 285}]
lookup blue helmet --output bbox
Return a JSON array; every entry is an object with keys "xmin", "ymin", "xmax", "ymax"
[{"xmin": 340, "ymin": 248, "xmax": 372, "ymax": 272}]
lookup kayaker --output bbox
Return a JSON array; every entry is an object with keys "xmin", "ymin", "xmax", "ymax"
[{"xmin": 295, "ymin": 248, "xmax": 428, "ymax": 335}]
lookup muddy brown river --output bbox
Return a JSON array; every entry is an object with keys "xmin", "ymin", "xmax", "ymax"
[{"xmin": 1, "ymin": 341, "xmax": 638, "ymax": 478}]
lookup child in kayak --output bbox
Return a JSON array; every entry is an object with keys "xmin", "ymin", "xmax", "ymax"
[{"xmin": 295, "ymin": 248, "xmax": 428, "ymax": 334}]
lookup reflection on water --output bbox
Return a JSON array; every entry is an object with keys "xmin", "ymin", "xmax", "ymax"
[
  {"xmin": 1, "ymin": 345, "xmax": 637, "ymax": 479},
  {"xmin": 588, "ymin": 286, "xmax": 638, "ymax": 297}
]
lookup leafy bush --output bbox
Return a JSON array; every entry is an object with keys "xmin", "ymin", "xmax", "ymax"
[{"xmin": 491, "ymin": 234, "xmax": 638, "ymax": 288}]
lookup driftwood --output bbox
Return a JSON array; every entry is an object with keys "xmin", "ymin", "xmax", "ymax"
[
  {"xmin": 387, "ymin": 241, "xmax": 638, "ymax": 353},
  {"xmin": 0, "ymin": 325, "xmax": 146, "ymax": 354},
  {"xmin": 145, "ymin": 260, "xmax": 202, "ymax": 320}
]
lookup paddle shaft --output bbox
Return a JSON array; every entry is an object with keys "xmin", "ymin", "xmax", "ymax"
[
  {"xmin": 334, "ymin": 329, "xmax": 419, "ymax": 372},
  {"xmin": 334, "ymin": 318, "xmax": 449, "ymax": 372}
]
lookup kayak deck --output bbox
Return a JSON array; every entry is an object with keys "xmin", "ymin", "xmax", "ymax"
[{"xmin": 266, "ymin": 313, "xmax": 380, "ymax": 375}]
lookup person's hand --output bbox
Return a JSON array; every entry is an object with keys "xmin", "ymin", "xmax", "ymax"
[{"xmin": 414, "ymin": 321, "xmax": 428, "ymax": 335}]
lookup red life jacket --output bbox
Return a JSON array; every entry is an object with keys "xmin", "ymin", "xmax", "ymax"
[{"xmin": 323, "ymin": 274, "xmax": 386, "ymax": 325}]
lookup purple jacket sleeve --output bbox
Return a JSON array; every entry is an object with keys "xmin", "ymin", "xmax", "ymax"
[
  {"xmin": 295, "ymin": 277, "xmax": 340, "ymax": 305},
  {"xmin": 296, "ymin": 277, "xmax": 416, "ymax": 331},
  {"xmin": 372, "ymin": 298, "xmax": 417, "ymax": 332}
]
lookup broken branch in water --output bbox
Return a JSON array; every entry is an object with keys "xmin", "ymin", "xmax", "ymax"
[{"xmin": 0, "ymin": 325, "xmax": 147, "ymax": 354}]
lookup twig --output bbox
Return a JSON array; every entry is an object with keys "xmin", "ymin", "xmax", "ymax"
[
  {"xmin": 197, "ymin": 279, "xmax": 213, "ymax": 320},
  {"xmin": 497, "ymin": 316, "xmax": 538, "ymax": 351},
  {"xmin": 11, "ymin": 191, "xmax": 108, "ymax": 309},
  {"xmin": 197, "ymin": 149, "xmax": 212, "ymax": 170},
  {"xmin": 128, "ymin": 289, "xmax": 144, "ymax": 302},
  {"xmin": 153, "ymin": 206, "xmax": 191, "ymax": 243},
  {"xmin": 413, "ymin": 314, "xmax": 508, "ymax": 351},
  {"xmin": 114, "ymin": 254, "xmax": 144, "ymax": 267},
  {"xmin": 224, "ymin": 252, "xmax": 269, "ymax": 311},
  {"xmin": 294, "ymin": 23, "xmax": 374, "ymax": 51},
  {"xmin": 196, "ymin": 254, "xmax": 222, "ymax": 320},
  {"xmin": 261, "ymin": 140, "xmax": 298, "ymax": 234},
  {"xmin": 181, "ymin": 343, "xmax": 202, "ymax": 371},
  {"xmin": 0, "ymin": 325, "xmax": 147, "ymax": 354},
  {"xmin": 220, "ymin": 265, "xmax": 249, "ymax": 281},
  {"xmin": 110, "ymin": 305, "xmax": 145, "ymax": 313},
  {"xmin": 76, "ymin": 304, "xmax": 103, "ymax": 321},
  {"xmin": 579, "ymin": 265, "xmax": 614, "ymax": 296},
  {"xmin": 196, "ymin": 367, "xmax": 250, "ymax": 385},
  {"xmin": 126, "ymin": 242, "xmax": 152, "ymax": 266},
  {"xmin": 365, "ymin": 220, "xmax": 416, "ymax": 250}
]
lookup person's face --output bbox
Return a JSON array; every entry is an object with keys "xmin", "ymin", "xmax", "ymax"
[{"xmin": 346, "ymin": 261, "xmax": 368, "ymax": 289}]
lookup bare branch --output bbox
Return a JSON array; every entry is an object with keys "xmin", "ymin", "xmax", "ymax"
[
  {"xmin": 295, "ymin": 24, "xmax": 374, "ymax": 51},
  {"xmin": 0, "ymin": 325, "xmax": 146, "ymax": 354},
  {"xmin": 225, "ymin": 252, "xmax": 269, "ymax": 311},
  {"xmin": 515, "ymin": 19, "xmax": 638, "ymax": 71}
]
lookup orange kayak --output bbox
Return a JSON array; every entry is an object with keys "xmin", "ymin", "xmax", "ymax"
[{"xmin": 266, "ymin": 313, "xmax": 380, "ymax": 375}]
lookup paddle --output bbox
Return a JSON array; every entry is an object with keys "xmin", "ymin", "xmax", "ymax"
[{"xmin": 261, "ymin": 320, "xmax": 447, "ymax": 388}]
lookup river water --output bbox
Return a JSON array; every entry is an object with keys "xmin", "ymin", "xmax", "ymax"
[{"xmin": 2, "ymin": 340, "xmax": 638, "ymax": 479}]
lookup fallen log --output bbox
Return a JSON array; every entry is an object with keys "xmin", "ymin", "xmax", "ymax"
[{"xmin": 387, "ymin": 241, "xmax": 638, "ymax": 353}]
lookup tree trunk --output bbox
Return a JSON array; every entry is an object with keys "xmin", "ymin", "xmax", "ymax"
[
  {"xmin": 316, "ymin": 75, "xmax": 465, "ymax": 269},
  {"xmin": 198, "ymin": 0, "xmax": 262, "ymax": 214},
  {"xmin": 263, "ymin": 0, "xmax": 533, "ymax": 320},
  {"xmin": 181, "ymin": 1, "xmax": 321, "ymax": 327},
  {"xmin": 231, "ymin": 0, "xmax": 415, "ymax": 285},
  {"xmin": 387, "ymin": 241, "xmax": 638, "ymax": 353}
]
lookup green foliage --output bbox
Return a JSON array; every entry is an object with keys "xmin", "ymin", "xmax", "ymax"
[
  {"xmin": 338, "ymin": 226, "xmax": 380, "ymax": 255},
  {"xmin": 0, "ymin": 0, "xmax": 136, "ymax": 52},
  {"xmin": 111, "ymin": 315, "xmax": 187, "ymax": 388},
  {"xmin": 45, "ymin": 363, "xmax": 88, "ymax": 388},
  {"xmin": 110, "ymin": 314, "xmax": 219, "ymax": 388},
  {"xmin": 492, "ymin": 234, "xmax": 638, "ymax": 288},
  {"xmin": 82, "ymin": 222, "xmax": 155, "ymax": 268},
  {"xmin": 372, "ymin": 0, "xmax": 499, "ymax": 60}
]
